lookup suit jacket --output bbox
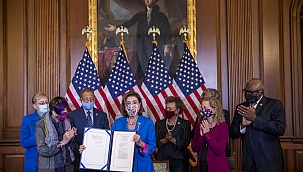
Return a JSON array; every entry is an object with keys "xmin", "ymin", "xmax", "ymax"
[
  {"xmin": 230, "ymin": 96, "xmax": 285, "ymax": 172},
  {"xmin": 112, "ymin": 115, "xmax": 156, "ymax": 172},
  {"xmin": 120, "ymin": 5, "xmax": 171, "ymax": 73},
  {"xmin": 155, "ymin": 117, "xmax": 191, "ymax": 161},
  {"xmin": 68, "ymin": 107, "xmax": 109, "ymax": 171},
  {"xmin": 20, "ymin": 111, "xmax": 41, "ymax": 172}
]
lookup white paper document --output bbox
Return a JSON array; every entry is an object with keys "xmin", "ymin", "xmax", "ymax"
[
  {"xmin": 80, "ymin": 128, "xmax": 111, "ymax": 170},
  {"xmin": 109, "ymin": 131, "xmax": 136, "ymax": 172}
]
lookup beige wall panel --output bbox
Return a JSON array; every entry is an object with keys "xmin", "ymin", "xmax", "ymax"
[
  {"xmin": 68, "ymin": 0, "xmax": 88, "ymax": 82},
  {"xmin": 3, "ymin": 154, "xmax": 24, "ymax": 172},
  {"xmin": 262, "ymin": 0, "xmax": 282, "ymax": 99},
  {"xmin": 296, "ymin": 151, "xmax": 303, "ymax": 171},
  {"xmin": 0, "ymin": 0, "xmax": 4, "ymax": 140},
  {"xmin": 6, "ymin": 0, "xmax": 25, "ymax": 129},
  {"xmin": 196, "ymin": 0, "xmax": 218, "ymax": 89}
]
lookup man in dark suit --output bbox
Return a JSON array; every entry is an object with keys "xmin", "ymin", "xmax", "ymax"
[
  {"xmin": 230, "ymin": 78, "xmax": 285, "ymax": 172},
  {"xmin": 68, "ymin": 88, "xmax": 109, "ymax": 172},
  {"xmin": 191, "ymin": 88, "xmax": 231, "ymax": 157},
  {"xmin": 104, "ymin": 0, "xmax": 172, "ymax": 76}
]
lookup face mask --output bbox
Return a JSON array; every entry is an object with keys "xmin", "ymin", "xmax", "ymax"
[
  {"xmin": 56, "ymin": 112, "xmax": 68, "ymax": 121},
  {"xmin": 245, "ymin": 93, "xmax": 259, "ymax": 103},
  {"xmin": 39, "ymin": 104, "xmax": 49, "ymax": 114},
  {"xmin": 199, "ymin": 109, "xmax": 214, "ymax": 119},
  {"xmin": 126, "ymin": 104, "xmax": 138, "ymax": 117},
  {"xmin": 82, "ymin": 101, "xmax": 94, "ymax": 110},
  {"xmin": 164, "ymin": 109, "xmax": 176, "ymax": 118}
]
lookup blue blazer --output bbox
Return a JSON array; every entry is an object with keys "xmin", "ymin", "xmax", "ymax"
[
  {"xmin": 230, "ymin": 96, "xmax": 285, "ymax": 172},
  {"xmin": 112, "ymin": 115, "xmax": 156, "ymax": 172},
  {"xmin": 20, "ymin": 111, "xmax": 42, "ymax": 172}
]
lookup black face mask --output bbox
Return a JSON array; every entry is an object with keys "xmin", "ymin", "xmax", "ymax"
[{"xmin": 245, "ymin": 93, "xmax": 259, "ymax": 103}]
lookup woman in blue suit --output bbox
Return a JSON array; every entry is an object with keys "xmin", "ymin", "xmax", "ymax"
[
  {"xmin": 20, "ymin": 92, "xmax": 49, "ymax": 172},
  {"xmin": 112, "ymin": 91, "xmax": 156, "ymax": 172}
]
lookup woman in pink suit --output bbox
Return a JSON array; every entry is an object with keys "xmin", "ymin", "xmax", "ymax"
[{"xmin": 192, "ymin": 97, "xmax": 230, "ymax": 172}]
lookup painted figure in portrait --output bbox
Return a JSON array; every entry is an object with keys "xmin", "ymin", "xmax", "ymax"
[{"xmin": 98, "ymin": 0, "xmax": 187, "ymax": 86}]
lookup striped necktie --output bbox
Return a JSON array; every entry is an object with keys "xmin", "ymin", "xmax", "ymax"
[
  {"xmin": 86, "ymin": 111, "xmax": 93, "ymax": 127},
  {"xmin": 147, "ymin": 8, "xmax": 152, "ymax": 25}
]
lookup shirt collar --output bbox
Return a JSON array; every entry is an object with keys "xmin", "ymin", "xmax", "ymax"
[
  {"xmin": 83, "ymin": 107, "xmax": 93, "ymax": 117},
  {"xmin": 253, "ymin": 95, "xmax": 263, "ymax": 108}
]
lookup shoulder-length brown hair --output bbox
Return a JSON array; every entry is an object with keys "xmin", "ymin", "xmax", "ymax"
[
  {"xmin": 202, "ymin": 97, "xmax": 225, "ymax": 123},
  {"xmin": 121, "ymin": 91, "xmax": 143, "ymax": 117}
]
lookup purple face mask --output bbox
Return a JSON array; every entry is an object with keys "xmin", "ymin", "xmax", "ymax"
[
  {"xmin": 199, "ymin": 109, "xmax": 214, "ymax": 119},
  {"xmin": 56, "ymin": 111, "xmax": 68, "ymax": 121}
]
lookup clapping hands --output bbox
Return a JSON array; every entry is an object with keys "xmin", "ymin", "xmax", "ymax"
[{"xmin": 199, "ymin": 120, "xmax": 210, "ymax": 136}]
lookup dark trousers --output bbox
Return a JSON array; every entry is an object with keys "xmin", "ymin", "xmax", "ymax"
[
  {"xmin": 249, "ymin": 157, "xmax": 259, "ymax": 172},
  {"xmin": 169, "ymin": 158, "xmax": 189, "ymax": 172}
]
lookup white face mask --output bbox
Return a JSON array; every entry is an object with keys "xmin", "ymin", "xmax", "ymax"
[{"xmin": 39, "ymin": 104, "xmax": 49, "ymax": 114}]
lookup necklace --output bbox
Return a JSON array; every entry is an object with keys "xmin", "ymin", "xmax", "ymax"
[
  {"xmin": 166, "ymin": 116, "xmax": 178, "ymax": 132},
  {"xmin": 127, "ymin": 117, "xmax": 138, "ymax": 125}
]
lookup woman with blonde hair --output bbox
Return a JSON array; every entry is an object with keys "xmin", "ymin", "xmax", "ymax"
[
  {"xmin": 20, "ymin": 92, "xmax": 49, "ymax": 172},
  {"xmin": 191, "ymin": 97, "xmax": 230, "ymax": 172}
]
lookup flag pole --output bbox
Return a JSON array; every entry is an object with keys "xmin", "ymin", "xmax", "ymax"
[
  {"xmin": 148, "ymin": 26, "xmax": 160, "ymax": 46},
  {"xmin": 116, "ymin": 26, "xmax": 129, "ymax": 62},
  {"xmin": 82, "ymin": 26, "xmax": 93, "ymax": 57},
  {"xmin": 179, "ymin": 26, "xmax": 190, "ymax": 48}
]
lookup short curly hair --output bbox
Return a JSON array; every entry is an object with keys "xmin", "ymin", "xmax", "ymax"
[
  {"xmin": 202, "ymin": 97, "xmax": 225, "ymax": 123},
  {"xmin": 32, "ymin": 92, "xmax": 48, "ymax": 104},
  {"xmin": 165, "ymin": 96, "xmax": 184, "ymax": 114}
]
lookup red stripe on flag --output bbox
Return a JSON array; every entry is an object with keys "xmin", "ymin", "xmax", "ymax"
[
  {"xmin": 186, "ymin": 95, "xmax": 200, "ymax": 115},
  {"xmin": 154, "ymin": 95, "xmax": 165, "ymax": 118},
  {"xmin": 94, "ymin": 99, "xmax": 103, "ymax": 111},
  {"xmin": 67, "ymin": 89, "xmax": 80, "ymax": 109},
  {"xmin": 183, "ymin": 105, "xmax": 195, "ymax": 125},
  {"xmin": 139, "ymin": 87, "xmax": 161, "ymax": 121},
  {"xmin": 98, "ymin": 88, "xmax": 117, "ymax": 120}
]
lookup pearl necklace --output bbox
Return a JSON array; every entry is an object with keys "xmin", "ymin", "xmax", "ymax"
[
  {"xmin": 127, "ymin": 117, "xmax": 138, "ymax": 125},
  {"xmin": 166, "ymin": 116, "xmax": 178, "ymax": 132}
]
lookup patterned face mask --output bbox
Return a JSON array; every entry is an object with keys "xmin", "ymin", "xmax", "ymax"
[
  {"xmin": 199, "ymin": 109, "xmax": 214, "ymax": 119},
  {"xmin": 126, "ymin": 104, "xmax": 139, "ymax": 117}
]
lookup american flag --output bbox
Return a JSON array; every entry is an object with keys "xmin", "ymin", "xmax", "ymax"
[
  {"xmin": 173, "ymin": 42, "xmax": 206, "ymax": 125},
  {"xmin": 140, "ymin": 44, "xmax": 175, "ymax": 122},
  {"xmin": 65, "ymin": 48, "xmax": 104, "ymax": 111},
  {"xmin": 100, "ymin": 46, "xmax": 142, "ymax": 121}
]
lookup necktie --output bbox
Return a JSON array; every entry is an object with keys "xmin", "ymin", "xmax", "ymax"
[
  {"xmin": 86, "ymin": 111, "xmax": 93, "ymax": 127},
  {"xmin": 147, "ymin": 9, "xmax": 151, "ymax": 25}
]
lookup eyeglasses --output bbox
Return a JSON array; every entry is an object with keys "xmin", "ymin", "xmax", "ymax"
[
  {"xmin": 36, "ymin": 101, "xmax": 49, "ymax": 106},
  {"xmin": 82, "ymin": 97, "xmax": 95, "ymax": 103},
  {"xmin": 242, "ymin": 89, "xmax": 262, "ymax": 95}
]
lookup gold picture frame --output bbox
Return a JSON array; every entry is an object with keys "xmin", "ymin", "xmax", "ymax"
[{"xmin": 87, "ymin": 0, "xmax": 196, "ymax": 84}]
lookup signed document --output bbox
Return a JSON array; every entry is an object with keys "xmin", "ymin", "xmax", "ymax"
[
  {"xmin": 80, "ymin": 128, "xmax": 111, "ymax": 170},
  {"xmin": 109, "ymin": 131, "xmax": 136, "ymax": 172}
]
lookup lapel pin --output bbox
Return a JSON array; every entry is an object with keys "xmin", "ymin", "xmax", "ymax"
[
  {"xmin": 178, "ymin": 122, "xmax": 180, "ymax": 125},
  {"xmin": 259, "ymin": 104, "xmax": 263, "ymax": 106},
  {"xmin": 96, "ymin": 113, "xmax": 98, "ymax": 116}
]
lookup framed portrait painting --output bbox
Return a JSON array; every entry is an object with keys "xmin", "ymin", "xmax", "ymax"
[{"xmin": 88, "ymin": 0, "xmax": 196, "ymax": 86}]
